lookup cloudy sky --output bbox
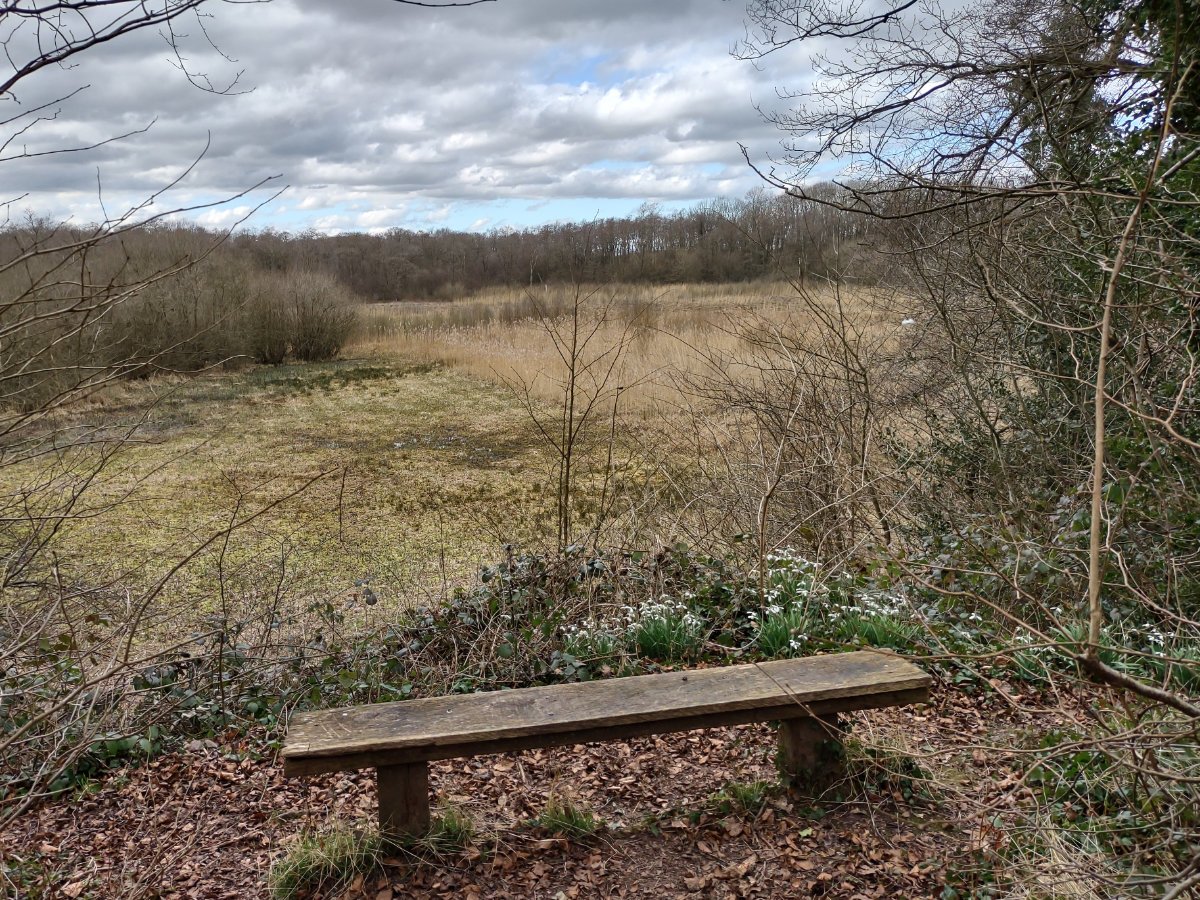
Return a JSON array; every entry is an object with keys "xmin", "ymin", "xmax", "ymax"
[{"xmin": 2, "ymin": 0, "xmax": 814, "ymax": 234}]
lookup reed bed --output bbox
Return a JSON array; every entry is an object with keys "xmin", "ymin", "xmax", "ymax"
[{"xmin": 349, "ymin": 282, "xmax": 900, "ymax": 413}]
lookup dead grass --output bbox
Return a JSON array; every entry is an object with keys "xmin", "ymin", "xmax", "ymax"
[
  {"xmin": 0, "ymin": 360, "xmax": 563, "ymax": 634},
  {"xmin": 350, "ymin": 281, "xmax": 901, "ymax": 415},
  {"xmin": 1, "ymin": 282, "xmax": 907, "ymax": 635}
]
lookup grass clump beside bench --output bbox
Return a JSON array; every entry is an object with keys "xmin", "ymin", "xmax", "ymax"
[{"xmin": 282, "ymin": 650, "xmax": 930, "ymax": 842}]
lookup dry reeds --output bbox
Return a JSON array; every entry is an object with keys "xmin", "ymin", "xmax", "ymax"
[{"xmin": 349, "ymin": 282, "xmax": 899, "ymax": 415}]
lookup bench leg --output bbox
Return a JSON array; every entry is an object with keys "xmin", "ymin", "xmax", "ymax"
[
  {"xmin": 777, "ymin": 715, "xmax": 844, "ymax": 795},
  {"xmin": 377, "ymin": 762, "xmax": 430, "ymax": 843}
]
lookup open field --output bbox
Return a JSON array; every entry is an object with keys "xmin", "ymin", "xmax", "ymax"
[
  {"xmin": 4, "ymin": 360, "xmax": 562, "ymax": 635},
  {"xmin": 3, "ymin": 281, "xmax": 900, "ymax": 631},
  {"xmin": 351, "ymin": 281, "xmax": 902, "ymax": 413}
]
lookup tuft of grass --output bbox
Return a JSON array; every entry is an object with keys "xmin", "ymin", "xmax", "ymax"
[
  {"xmin": 1008, "ymin": 647, "xmax": 1054, "ymax": 686},
  {"xmin": 268, "ymin": 821, "xmax": 382, "ymax": 899},
  {"xmin": 710, "ymin": 779, "xmax": 777, "ymax": 816},
  {"xmin": 843, "ymin": 736, "xmax": 935, "ymax": 804},
  {"xmin": 416, "ymin": 806, "xmax": 476, "ymax": 854},
  {"xmin": 537, "ymin": 794, "xmax": 600, "ymax": 839},
  {"xmin": 1143, "ymin": 643, "xmax": 1200, "ymax": 693},
  {"xmin": 629, "ymin": 608, "xmax": 703, "ymax": 663}
]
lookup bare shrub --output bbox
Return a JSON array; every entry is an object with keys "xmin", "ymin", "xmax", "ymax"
[
  {"xmin": 243, "ymin": 273, "xmax": 291, "ymax": 365},
  {"xmin": 107, "ymin": 237, "xmax": 257, "ymax": 374},
  {"xmin": 283, "ymin": 270, "xmax": 359, "ymax": 362},
  {"xmin": 734, "ymin": 0, "xmax": 1200, "ymax": 892},
  {"xmin": 0, "ymin": 223, "xmax": 266, "ymax": 419},
  {"xmin": 666, "ymin": 282, "xmax": 908, "ymax": 578}
]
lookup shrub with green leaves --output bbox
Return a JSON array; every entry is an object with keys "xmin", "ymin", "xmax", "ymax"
[{"xmin": 1022, "ymin": 725, "xmax": 1199, "ymax": 870}]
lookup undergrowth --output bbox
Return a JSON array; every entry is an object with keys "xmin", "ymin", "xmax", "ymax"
[
  {"xmin": 267, "ymin": 821, "xmax": 382, "ymax": 900},
  {"xmin": 416, "ymin": 806, "xmax": 477, "ymax": 855},
  {"xmin": 8, "ymin": 540, "xmax": 1200, "ymax": 896},
  {"xmin": 536, "ymin": 794, "xmax": 600, "ymax": 838},
  {"xmin": 10, "ymin": 542, "xmax": 1195, "ymax": 810}
]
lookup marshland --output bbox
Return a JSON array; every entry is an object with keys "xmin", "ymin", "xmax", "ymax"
[{"xmin": 2, "ymin": 1, "xmax": 1198, "ymax": 898}]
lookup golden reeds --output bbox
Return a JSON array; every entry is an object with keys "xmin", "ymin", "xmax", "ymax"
[{"xmin": 349, "ymin": 282, "xmax": 897, "ymax": 413}]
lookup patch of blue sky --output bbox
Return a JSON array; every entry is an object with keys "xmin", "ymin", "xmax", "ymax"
[{"xmin": 530, "ymin": 49, "xmax": 634, "ymax": 88}]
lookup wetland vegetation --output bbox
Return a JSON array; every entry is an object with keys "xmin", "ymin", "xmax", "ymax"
[{"xmin": 3, "ymin": 0, "xmax": 1199, "ymax": 895}]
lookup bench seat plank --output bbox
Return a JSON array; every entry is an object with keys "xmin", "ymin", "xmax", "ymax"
[{"xmin": 283, "ymin": 651, "xmax": 930, "ymax": 776}]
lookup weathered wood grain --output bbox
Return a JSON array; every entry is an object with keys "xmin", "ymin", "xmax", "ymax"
[
  {"xmin": 283, "ymin": 651, "xmax": 929, "ymax": 775},
  {"xmin": 778, "ymin": 715, "xmax": 845, "ymax": 793},
  {"xmin": 285, "ymin": 686, "xmax": 927, "ymax": 776},
  {"xmin": 377, "ymin": 762, "xmax": 429, "ymax": 839}
]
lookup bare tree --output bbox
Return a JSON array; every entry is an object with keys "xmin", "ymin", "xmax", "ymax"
[
  {"xmin": 507, "ymin": 280, "xmax": 639, "ymax": 549},
  {"xmin": 0, "ymin": 0, "xmax": 491, "ymax": 833},
  {"xmin": 735, "ymin": 0, "xmax": 1200, "ymax": 893}
]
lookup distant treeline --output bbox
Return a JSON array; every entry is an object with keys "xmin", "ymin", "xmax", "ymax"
[
  {"xmin": 231, "ymin": 185, "xmax": 876, "ymax": 300},
  {"xmin": 1, "ymin": 185, "xmax": 874, "ymax": 410}
]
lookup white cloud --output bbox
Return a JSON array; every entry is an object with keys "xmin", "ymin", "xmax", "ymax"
[
  {"xmin": 0, "ymin": 0, "xmax": 812, "ymax": 231},
  {"xmin": 356, "ymin": 207, "xmax": 409, "ymax": 229},
  {"xmin": 194, "ymin": 205, "xmax": 255, "ymax": 228}
]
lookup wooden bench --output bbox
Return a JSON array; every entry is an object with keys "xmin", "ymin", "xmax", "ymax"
[{"xmin": 282, "ymin": 650, "xmax": 930, "ymax": 841}]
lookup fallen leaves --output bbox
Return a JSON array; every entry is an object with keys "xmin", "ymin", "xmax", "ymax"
[{"xmin": 0, "ymin": 688, "xmax": 1032, "ymax": 899}]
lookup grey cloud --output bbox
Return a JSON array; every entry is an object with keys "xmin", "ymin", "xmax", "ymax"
[{"xmin": 1, "ymin": 0, "xmax": 809, "ymax": 230}]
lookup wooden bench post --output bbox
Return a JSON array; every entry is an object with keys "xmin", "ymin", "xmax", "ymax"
[
  {"xmin": 377, "ymin": 762, "xmax": 430, "ymax": 842},
  {"xmin": 777, "ymin": 715, "xmax": 845, "ymax": 794}
]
